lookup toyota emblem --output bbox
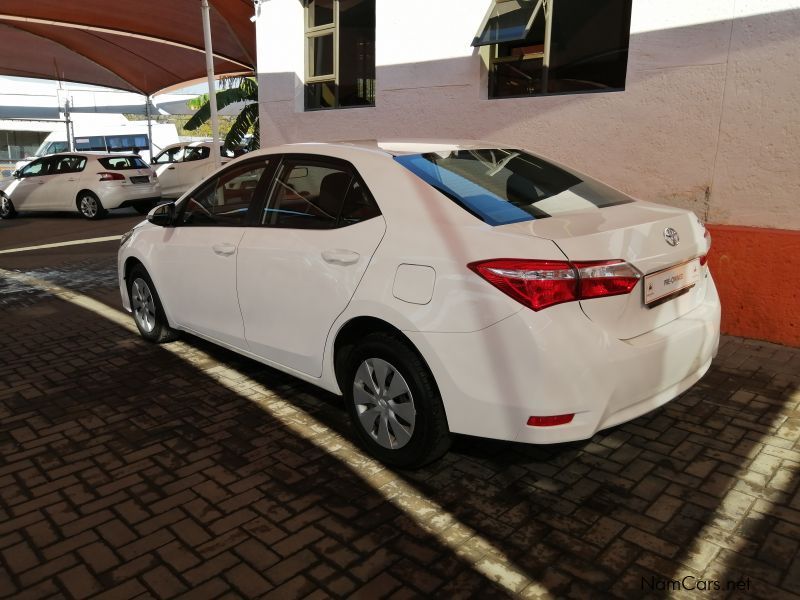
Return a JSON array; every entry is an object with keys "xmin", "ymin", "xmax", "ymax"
[{"xmin": 664, "ymin": 227, "xmax": 680, "ymax": 246}]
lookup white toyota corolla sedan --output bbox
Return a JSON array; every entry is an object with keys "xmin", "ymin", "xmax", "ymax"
[
  {"xmin": 0, "ymin": 152, "xmax": 161, "ymax": 220},
  {"xmin": 117, "ymin": 141, "xmax": 720, "ymax": 467}
]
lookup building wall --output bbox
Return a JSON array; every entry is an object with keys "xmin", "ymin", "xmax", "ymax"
[{"xmin": 256, "ymin": 0, "xmax": 800, "ymax": 346}]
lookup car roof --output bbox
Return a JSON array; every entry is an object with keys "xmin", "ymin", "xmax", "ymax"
[{"xmin": 248, "ymin": 139, "xmax": 509, "ymax": 160}]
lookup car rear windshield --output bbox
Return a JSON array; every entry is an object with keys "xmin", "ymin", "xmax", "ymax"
[
  {"xmin": 98, "ymin": 156, "xmax": 150, "ymax": 170},
  {"xmin": 394, "ymin": 149, "xmax": 631, "ymax": 226}
]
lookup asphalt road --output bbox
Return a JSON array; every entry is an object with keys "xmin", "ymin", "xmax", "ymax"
[{"xmin": 1, "ymin": 215, "xmax": 799, "ymax": 599}]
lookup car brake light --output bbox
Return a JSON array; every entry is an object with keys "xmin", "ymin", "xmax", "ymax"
[
  {"xmin": 98, "ymin": 172, "xmax": 125, "ymax": 181},
  {"xmin": 468, "ymin": 258, "xmax": 641, "ymax": 311},
  {"xmin": 527, "ymin": 414, "xmax": 574, "ymax": 426},
  {"xmin": 699, "ymin": 229, "xmax": 711, "ymax": 266}
]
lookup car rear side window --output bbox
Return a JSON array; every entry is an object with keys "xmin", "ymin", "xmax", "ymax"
[
  {"xmin": 395, "ymin": 149, "xmax": 631, "ymax": 226},
  {"xmin": 265, "ymin": 161, "xmax": 351, "ymax": 229},
  {"xmin": 52, "ymin": 156, "xmax": 87, "ymax": 174},
  {"xmin": 98, "ymin": 156, "xmax": 149, "ymax": 170}
]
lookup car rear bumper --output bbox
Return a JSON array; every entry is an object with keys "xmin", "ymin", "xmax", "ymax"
[
  {"xmin": 99, "ymin": 183, "xmax": 161, "ymax": 209},
  {"xmin": 407, "ymin": 274, "xmax": 721, "ymax": 444}
]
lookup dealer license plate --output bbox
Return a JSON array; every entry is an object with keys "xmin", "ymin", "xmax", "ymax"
[{"xmin": 644, "ymin": 258, "xmax": 701, "ymax": 306}]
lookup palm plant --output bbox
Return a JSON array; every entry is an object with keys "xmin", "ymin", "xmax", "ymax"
[{"xmin": 185, "ymin": 76, "xmax": 259, "ymax": 150}]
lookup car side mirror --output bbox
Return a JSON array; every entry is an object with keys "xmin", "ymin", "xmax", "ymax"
[
  {"xmin": 12, "ymin": 170, "xmax": 20, "ymax": 179},
  {"xmin": 147, "ymin": 202, "xmax": 174, "ymax": 227}
]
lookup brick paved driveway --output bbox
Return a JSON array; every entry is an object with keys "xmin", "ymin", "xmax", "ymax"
[{"xmin": 1, "ymin": 238, "xmax": 799, "ymax": 599}]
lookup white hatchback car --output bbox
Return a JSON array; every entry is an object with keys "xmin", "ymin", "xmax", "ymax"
[
  {"xmin": 151, "ymin": 142, "xmax": 236, "ymax": 199},
  {"xmin": 118, "ymin": 141, "xmax": 720, "ymax": 467},
  {"xmin": 0, "ymin": 153, "xmax": 161, "ymax": 220}
]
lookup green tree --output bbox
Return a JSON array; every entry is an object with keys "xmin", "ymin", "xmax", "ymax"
[{"xmin": 185, "ymin": 77, "xmax": 259, "ymax": 150}]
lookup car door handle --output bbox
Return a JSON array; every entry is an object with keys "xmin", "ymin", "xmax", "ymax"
[
  {"xmin": 67, "ymin": 178, "xmax": 77, "ymax": 182},
  {"xmin": 321, "ymin": 249, "xmax": 360, "ymax": 265},
  {"xmin": 212, "ymin": 243, "xmax": 237, "ymax": 256},
  {"xmin": 167, "ymin": 167, "xmax": 176, "ymax": 170}
]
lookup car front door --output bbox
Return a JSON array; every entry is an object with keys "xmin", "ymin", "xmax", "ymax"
[
  {"xmin": 152, "ymin": 146, "xmax": 185, "ymax": 197},
  {"xmin": 10, "ymin": 158, "xmax": 55, "ymax": 211},
  {"xmin": 149, "ymin": 157, "xmax": 274, "ymax": 348},
  {"xmin": 236, "ymin": 155, "xmax": 386, "ymax": 377}
]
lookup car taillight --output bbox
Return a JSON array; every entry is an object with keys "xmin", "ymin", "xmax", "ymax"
[
  {"xmin": 699, "ymin": 229, "xmax": 711, "ymax": 266},
  {"xmin": 98, "ymin": 172, "xmax": 125, "ymax": 181},
  {"xmin": 527, "ymin": 414, "xmax": 574, "ymax": 427},
  {"xmin": 468, "ymin": 258, "xmax": 641, "ymax": 311}
]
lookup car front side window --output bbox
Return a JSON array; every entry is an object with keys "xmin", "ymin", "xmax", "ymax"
[
  {"xmin": 178, "ymin": 159, "xmax": 270, "ymax": 227},
  {"xmin": 19, "ymin": 159, "xmax": 50, "ymax": 178},
  {"xmin": 153, "ymin": 147, "xmax": 184, "ymax": 164}
]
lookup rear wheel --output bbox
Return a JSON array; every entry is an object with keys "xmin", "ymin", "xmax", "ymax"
[
  {"xmin": 77, "ymin": 191, "xmax": 107, "ymax": 220},
  {"xmin": 342, "ymin": 332, "xmax": 451, "ymax": 468},
  {"xmin": 0, "ymin": 195, "xmax": 16, "ymax": 219},
  {"xmin": 127, "ymin": 265, "xmax": 178, "ymax": 343}
]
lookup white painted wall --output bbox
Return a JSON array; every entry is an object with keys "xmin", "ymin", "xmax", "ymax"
[{"xmin": 256, "ymin": 0, "xmax": 800, "ymax": 230}]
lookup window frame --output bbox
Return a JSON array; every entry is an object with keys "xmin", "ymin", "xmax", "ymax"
[
  {"xmin": 253, "ymin": 153, "xmax": 381, "ymax": 230},
  {"xmin": 173, "ymin": 157, "xmax": 278, "ymax": 228},
  {"xmin": 477, "ymin": 0, "xmax": 632, "ymax": 99},
  {"xmin": 303, "ymin": 0, "xmax": 375, "ymax": 111}
]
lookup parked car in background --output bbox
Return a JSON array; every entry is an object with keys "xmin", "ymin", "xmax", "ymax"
[
  {"xmin": 118, "ymin": 141, "xmax": 720, "ymax": 467},
  {"xmin": 1, "ymin": 153, "xmax": 161, "ymax": 220},
  {"xmin": 14, "ymin": 121, "xmax": 179, "ymax": 170},
  {"xmin": 151, "ymin": 141, "xmax": 236, "ymax": 199}
]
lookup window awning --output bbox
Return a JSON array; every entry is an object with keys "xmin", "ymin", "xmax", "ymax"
[
  {"xmin": 0, "ymin": 0, "xmax": 256, "ymax": 95},
  {"xmin": 472, "ymin": 0, "xmax": 544, "ymax": 47}
]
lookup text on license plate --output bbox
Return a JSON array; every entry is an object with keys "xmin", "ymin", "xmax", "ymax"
[{"xmin": 644, "ymin": 259, "xmax": 701, "ymax": 305}]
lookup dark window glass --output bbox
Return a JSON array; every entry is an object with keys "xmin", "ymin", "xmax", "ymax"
[
  {"xmin": 308, "ymin": 0, "xmax": 334, "ymax": 27},
  {"xmin": 485, "ymin": 0, "xmax": 632, "ymax": 98},
  {"xmin": 265, "ymin": 162, "xmax": 352, "ymax": 229},
  {"xmin": 340, "ymin": 179, "xmax": 381, "ymax": 225},
  {"xmin": 106, "ymin": 134, "xmax": 149, "ymax": 151},
  {"xmin": 338, "ymin": 0, "xmax": 375, "ymax": 107},
  {"xmin": 395, "ymin": 149, "xmax": 632, "ymax": 226},
  {"xmin": 548, "ymin": 0, "xmax": 631, "ymax": 93},
  {"xmin": 74, "ymin": 136, "xmax": 107, "ymax": 151},
  {"xmin": 473, "ymin": 0, "xmax": 541, "ymax": 46},
  {"xmin": 153, "ymin": 146, "xmax": 184, "ymax": 164},
  {"xmin": 180, "ymin": 161, "xmax": 269, "ymax": 226},
  {"xmin": 305, "ymin": 81, "xmax": 337, "ymax": 109},
  {"xmin": 309, "ymin": 34, "xmax": 335, "ymax": 77},
  {"xmin": 53, "ymin": 156, "xmax": 87, "ymax": 173},
  {"xmin": 98, "ymin": 156, "xmax": 149, "ymax": 170},
  {"xmin": 184, "ymin": 146, "xmax": 210, "ymax": 162}
]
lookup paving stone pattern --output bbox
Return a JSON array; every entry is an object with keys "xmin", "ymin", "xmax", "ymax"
[{"xmin": 0, "ymin": 258, "xmax": 799, "ymax": 599}]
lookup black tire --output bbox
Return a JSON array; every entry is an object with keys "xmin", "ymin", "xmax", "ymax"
[
  {"xmin": 77, "ymin": 191, "xmax": 107, "ymax": 220},
  {"xmin": 342, "ymin": 331, "xmax": 451, "ymax": 469},
  {"xmin": 0, "ymin": 195, "xmax": 16, "ymax": 219},
  {"xmin": 126, "ymin": 265, "xmax": 178, "ymax": 343}
]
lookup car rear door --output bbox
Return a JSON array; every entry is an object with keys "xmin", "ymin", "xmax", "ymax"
[
  {"xmin": 236, "ymin": 154, "xmax": 386, "ymax": 377},
  {"xmin": 49, "ymin": 155, "xmax": 88, "ymax": 210},
  {"xmin": 149, "ymin": 157, "xmax": 274, "ymax": 348}
]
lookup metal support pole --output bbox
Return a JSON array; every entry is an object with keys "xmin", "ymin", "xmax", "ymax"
[
  {"xmin": 542, "ymin": 0, "xmax": 554, "ymax": 94},
  {"xmin": 201, "ymin": 0, "xmax": 221, "ymax": 170},
  {"xmin": 145, "ymin": 96, "xmax": 154, "ymax": 162},
  {"xmin": 65, "ymin": 98, "xmax": 74, "ymax": 152}
]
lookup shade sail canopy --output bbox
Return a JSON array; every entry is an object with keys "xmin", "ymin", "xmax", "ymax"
[{"xmin": 0, "ymin": 0, "xmax": 256, "ymax": 95}]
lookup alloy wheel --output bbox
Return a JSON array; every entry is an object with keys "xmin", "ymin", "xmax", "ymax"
[
  {"xmin": 0, "ymin": 197, "xmax": 10, "ymax": 217},
  {"xmin": 353, "ymin": 358, "xmax": 416, "ymax": 450},
  {"xmin": 131, "ymin": 278, "xmax": 156, "ymax": 333},
  {"xmin": 80, "ymin": 195, "xmax": 98, "ymax": 218}
]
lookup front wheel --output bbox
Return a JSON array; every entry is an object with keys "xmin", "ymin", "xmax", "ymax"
[
  {"xmin": 77, "ymin": 192, "xmax": 107, "ymax": 220},
  {"xmin": 343, "ymin": 332, "xmax": 451, "ymax": 469},
  {"xmin": 0, "ymin": 195, "xmax": 16, "ymax": 219},
  {"xmin": 127, "ymin": 266, "xmax": 178, "ymax": 343}
]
